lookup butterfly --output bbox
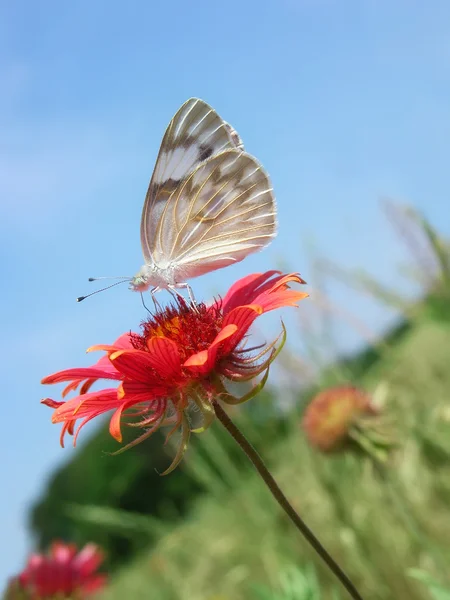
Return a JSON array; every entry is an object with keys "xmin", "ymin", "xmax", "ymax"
[{"xmin": 79, "ymin": 98, "xmax": 277, "ymax": 304}]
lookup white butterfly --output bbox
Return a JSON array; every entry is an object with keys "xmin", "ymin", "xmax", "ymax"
[{"xmin": 79, "ymin": 99, "xmax": 277, "ymax": 303}]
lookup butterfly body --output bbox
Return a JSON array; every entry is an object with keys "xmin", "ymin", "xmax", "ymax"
[
  {"xmin": 130, "ymin": 263, "xmax": 177, "ymax": 292},
  {"xmin": 133, "ymin": 98, "xmax": 277, "ymax": 295}
]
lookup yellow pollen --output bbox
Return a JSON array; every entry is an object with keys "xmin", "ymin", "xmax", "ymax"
[{"xmin": 149, "ymin": 316, "xmax": 181, "ymax": 339}]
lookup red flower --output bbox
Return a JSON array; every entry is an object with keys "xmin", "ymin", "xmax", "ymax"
[
  {"xmin": 6, "ymin": 541, "xmax": 106, "ymax": 599},
  {"xmin": 42, "ymin": 271, "xmax": 307, "ymax": 472},
  {"xmin": 302, "ymin": 385, "xmax": 378, "ymax": 452}
]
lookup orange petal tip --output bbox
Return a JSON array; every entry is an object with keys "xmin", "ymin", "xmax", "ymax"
[
  {"xmin": 184, "ymin": 350, "xmax": 208, "ymax": 368},
  {"xmin": 246, "ymin": 304, "xmax": 264, "ymax": 315}
]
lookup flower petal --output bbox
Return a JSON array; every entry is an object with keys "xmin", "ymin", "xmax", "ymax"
[
  {"xmin": 222, "ymin": 271, "xmax": 307, "ymax": 314},
  {"xmin": 110, "ymin": 338, "xmax": 182, "ymax": 382},
  {"xmin": 51, "ymin": 389, "xmax": 120, "ymax": 423},
  {"xmin": 42, "ymin": 334, "xmax": 134, "ymax": 387},
  {"xmin": 12, "ymin": 541, "xmax": 107, "ymax": 598},
  {"xmin": 120, "ymin": 380, "xmax": 169, "ymax": 403},
  {"xmin": 72, "ymin": 544, "xmax": 104, "ymax": 575},
  {"xmin": 109, "ymin": 349, "xmax": 158, "ymax": 382},
  {"xmin": 87, "ymin": 332, "xmax": 134, "ymax": 355},
  {"xmin": 81, "ymin": 574, "xmax": 108, "ymax": 594},
  {"xmin": 146, "ymin": 337, "xmax": 182, "ymax": 377},
  {"xmin": 41, "ymin": 398, "xmax": 64, "ymax": 409},
  {"xmin": 184, "ymin": 324, "xmax": 237, "ymax": 374},
  {"xmin": 221, "ymin": 271, "xmax": 281, "ymax": 312},
  {"xmin": 60, "ymin": 421, "xmax": 72, "ymax": 448},
  {"xmin": 253, "ymin": 273, "xmax": 308, "ymax": 311},
  {"xmin": 220, "ymin": 305, "xmax": 263, "ymax": 354},
  {"xmin": 41, "ymin": 366, "xmax": 121, "ymax": 385},
  {"xmin": 109, "ymin": 402, "xmax": 130, "ymax": 442},
  {"xmin": 51, "ymin": 541, "xmax": 77, "ymax": 563}
]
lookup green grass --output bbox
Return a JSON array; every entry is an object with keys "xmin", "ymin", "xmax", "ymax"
[{"xmin": 97, "ymin": 314, "xmax": 450, "ymax": 600}]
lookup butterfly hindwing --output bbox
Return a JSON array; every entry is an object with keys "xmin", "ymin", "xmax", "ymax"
[{"xmin": 151, "ymin": 149, "xmax": 277, "ymax": 279}]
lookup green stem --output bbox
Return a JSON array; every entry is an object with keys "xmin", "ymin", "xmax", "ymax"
[{"xmin": 213, "ymin": 401, "xmax": 364, "ymax": 600}]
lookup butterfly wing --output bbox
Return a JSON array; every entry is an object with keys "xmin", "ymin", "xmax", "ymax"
[
  {"xmin": 151, "ymin": 149, "xmax": 277, "ymax": 280},
  {"xmin": 141, "ymin": 98, "xmax": 241, "ymax": 263}
]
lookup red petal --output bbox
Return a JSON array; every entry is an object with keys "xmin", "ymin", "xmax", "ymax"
[
  {"xmin": 74, "ymin": 543, "xmax": 104, "ymax": 573},
  {"xmin": 184, "ymin": 324, "xmax": 237, "ymax": 374},
  {"xmin": 62, "ymin": 379, "xmax": 84, "ymax": 397},
  {"xmin": 25, "ymin": 554, "xmax": 44, "ymax": 568},
  {"xmin": 253, "ymin": 273, "xmax": 308, "ymax": 311},
  {"xmin": 42, "ymin": 334, "xmax": 134, "ymax": 386},
  {"xmin": 73, "ymin": 416, "xmax": 98, "ymax": 446},
  {"xmin": 50, "ymin": 541, "xmax": 77, "ymax": 563},
  {"xmin": 222, "ymin": 271, "xmax": 307, "ymax": 314},
  {"xmin": 79, "ymin": 377, "xmax": 97, "ymax": 396},
  {"xmin": 81, "ymin": 575, "xmax": 108, "ymax": 594},
  {"xmin": 222, "ymin": 271, "xmax": 281, "ymax": 313},
  {"xmin": 59, "ymin": 421, "xmax": 71, "ymax": 447},
  {"xmin": 87, "ymin": 332, "xmax": 134, "ymax": 356},
  {"xmin": 41, "ymin": 398, "xmax": 64, "ymax": 409},
  {"xmin": 109, "ymin": 402, "xmax": 130, "ymax": 442},
  {"xmin": 111, "ymin": 339, "xmax": 182, "ymax": 382},
  {"xmin": 51, "ymin": 389, "xmax": 120, "ymax": 422},
  {"xmin": 146, "ymin": 337, "xmax": 182, "ymax": 377},
  {"xmin": 256, "ymin": 290, "xmax": 309, "ymax": 312},
  {"xmin": 120, "ymin": 380, "xmax": 169, "ymax": 403},
  {"xmin": 109, "ymin": 349, "xmax": 158, "ymax": 382},
  {"xmin": 220, "ymin": 305, "xmax": 262, "ymax": 353},
  {"xmin": 41, "ymin": 367, "xmax": 121, "ymax": 385}
]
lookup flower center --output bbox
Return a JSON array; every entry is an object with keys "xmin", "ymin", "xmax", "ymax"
[{"xmin": 131, "ymin": 299, "xmax": 224, "ymax": 363}]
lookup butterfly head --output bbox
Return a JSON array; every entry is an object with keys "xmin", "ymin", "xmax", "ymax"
[
  {"xmin": 130, "ymin": 264, "xmax": 174, "ymax": 292},
  {"xmin": 129, "ymin": 265, "xmax": 153, "ymax": 292}
]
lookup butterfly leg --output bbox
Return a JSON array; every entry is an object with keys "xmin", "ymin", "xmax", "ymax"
[
  {"xmin": 181, "ymin": 283, "xmax": 197, "ymax": 307},
  {"xmin": 140, "ymin": 292, "xmax": 152, "ymax": 314},
  {"xmin": 150, "ymin": 287, "xmax": 163, "ymax": 312},
  {"xmin": 168, "ymin": 283, "xmax": 198, "ymax": 311}
]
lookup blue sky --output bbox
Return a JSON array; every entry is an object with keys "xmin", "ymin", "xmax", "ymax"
[{"xmin": 1, "ymin": 0, "xmax": 450, "ymax": 584}]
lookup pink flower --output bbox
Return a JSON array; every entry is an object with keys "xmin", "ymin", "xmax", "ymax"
[
  {"xmin": 42, "ymin": 271, "xmax": 307, "ymax": 472},
  {"xmin": 6, "ymin": 541, "xmax": 106, "ymax": 599}
]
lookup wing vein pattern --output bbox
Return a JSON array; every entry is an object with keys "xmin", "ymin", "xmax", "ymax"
[{"xmin": 139, "ymin": 98, "xmax": 277, "ymax": 284}]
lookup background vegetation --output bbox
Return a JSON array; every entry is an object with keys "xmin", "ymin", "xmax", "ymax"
[{"xmin": 28, "ymin": 203, "xmax": 450, "ymax": 599}]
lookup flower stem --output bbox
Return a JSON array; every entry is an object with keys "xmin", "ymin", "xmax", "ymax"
[{"xmin": 213, "ymin": 401, "xmax": 364, "ymax": 600}]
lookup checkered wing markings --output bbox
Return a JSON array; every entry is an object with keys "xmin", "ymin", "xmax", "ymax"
[
  {"xmin": 152, "ymin": 150, "xmax": 277, "ymax": 276},
  {"xmin": 140, "ymin": 98, "xmax": 241, "ymax": 263}
]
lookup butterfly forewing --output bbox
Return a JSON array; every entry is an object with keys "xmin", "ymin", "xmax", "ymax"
[
  {"xmin": 152, "ymin": 150, "xmax": 277, "ymax": 279},
  {"xmin": 141, "ymin": 98, "xmax": 241, "ymax": 263}
]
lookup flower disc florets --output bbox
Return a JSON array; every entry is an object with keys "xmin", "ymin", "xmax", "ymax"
[{"xmin": 132, "ymin": 300, "xmax": 224, "ymax": 360}]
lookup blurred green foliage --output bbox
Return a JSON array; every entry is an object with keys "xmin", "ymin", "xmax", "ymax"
[
  {"xmin": 29, "ymin": 203, "xmax": 450, "ymax": 599},
  {"xmin": 251, "ymin": 564, "xmax": 340, "ymax": 600},
  {"xmin": 408, "ymin": 570, "xmax": 450, "ymax": 600}
]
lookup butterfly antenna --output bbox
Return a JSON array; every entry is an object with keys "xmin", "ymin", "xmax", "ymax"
[
  {"xmin": 77, "ymin": 279, "xmax": 129, "ymax": 302},
  {"xmin": 88, "ymin": 276, "xmax": 130, "ymax": 282}
]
